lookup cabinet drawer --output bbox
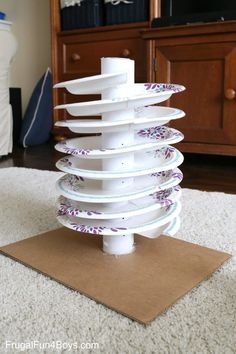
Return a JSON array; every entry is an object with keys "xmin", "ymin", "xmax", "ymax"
[{"xmin": 58, "ymin": 33, "xmax": 147, "ymax": 82}]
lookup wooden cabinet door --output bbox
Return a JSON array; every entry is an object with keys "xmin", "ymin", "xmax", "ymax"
[{"xmin": 155, "ymin": 41, "xmax": 236, "ymax": 153}]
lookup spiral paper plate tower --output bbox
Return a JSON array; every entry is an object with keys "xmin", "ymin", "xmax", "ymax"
[{"xmin": 54, "ymin": 57, "xmax": 185, "ymax": 255}]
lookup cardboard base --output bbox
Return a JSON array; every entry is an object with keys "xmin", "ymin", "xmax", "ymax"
[{"xmin": 0, "ymin": 228, "xmax": 231, "ymax": 324}]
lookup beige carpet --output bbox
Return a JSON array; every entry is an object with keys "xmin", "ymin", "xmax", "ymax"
[{"xmin": 0, "ymin": 167, "xmax": 235, "ymax": 354}]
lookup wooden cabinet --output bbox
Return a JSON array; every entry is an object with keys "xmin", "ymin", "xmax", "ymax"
[
  {"xmin": 56, "ymin": 24, "xmax": 149, "ymax": 124},
  {"xmin": 143, "ymin": 21, "xmax": 236, "ymax": 156},
  {"xmin": 50, "ymin": 0, "xmax": 160, "ymax": 139},
  {"xmin": 58, "ymin": 26, "xmax": 147, "ymax": 81}
]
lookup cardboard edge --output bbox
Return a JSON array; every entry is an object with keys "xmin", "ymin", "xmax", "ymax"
[
  {"xmin": 0, "ymin": 250, "xmax": 146, "ymax": 324},
  {"xmin": 0, "ymin": 227, "xmax": 62, "ymax": 250},
  {"xmin": 0, "ymin": 247, "xmax": 232, "ymax": 325},
  {"xmin": 152, "ymin": 234, "xmax": 232, "ymax": 257},
  {"xmin": 145, "ymin": 254, "xmax": 232, "ymax": 324},
  {"xmin": 0, "ymin": 229, "xmax": 232, "ymax": 257}
]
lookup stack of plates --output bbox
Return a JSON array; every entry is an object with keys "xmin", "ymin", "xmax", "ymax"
[{"xmin": 54, "ymin": 68, "xmax": 185, "ymax": 240}]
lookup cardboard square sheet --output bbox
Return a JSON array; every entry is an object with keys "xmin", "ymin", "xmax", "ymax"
[{"xmin": 0, "ymin": 228, "xmax": 231, "ymax": 324}]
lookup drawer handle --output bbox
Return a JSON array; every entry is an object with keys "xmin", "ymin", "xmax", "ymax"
[
  {"xmin": 71, "ymin": 53, "xmax": 80, "ymax": 61},
  {"xmin": 225, "ymin": 88, "xmax": 235, "ymax": 100},
  {"xmin": 122, "ymin": 49, "xmax": 130, "ymax": 57}
]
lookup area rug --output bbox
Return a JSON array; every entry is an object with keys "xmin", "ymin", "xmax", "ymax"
[{"xmin": 0, "ymin": 167, "xmax": 235, "ymax": 354}]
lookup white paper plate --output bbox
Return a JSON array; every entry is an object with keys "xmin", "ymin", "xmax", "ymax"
[
  {"xmin": 55, "ymin": 147, "xmax": 183, "ymax": 179},
  {"xmin": 57, "ymin": 185, "xmax": 181, "ymax": 220},
  {"xmin": 56, "ymin": 168, "xmax": 183, "ymax": 203},
  {"xmin": 140, "ymin": 216, "xmax": 181, "ymax": 238},
  {"xmin": 55, "ymin": 83, "xmax": 185, "ymax": 116},
  {"xmin": 55, "ymin": 127, "xmax": 183, "ymax": 159},
  {"xmin": 55, "ymin": 147, "xmax": 183, "ymax": 180},
  {"xmin": 54, "ymin": 72, "xmax": 128, "ymax": 94},
  {"xmin": 57, "ymin": 201, "xmax": 181, "ymax": 237},
  {"xmin": 163, "ymin": 216, "xmax": 181, "ymax": 236},
  {"xmin": 55, "ymin": 106, "xmax": 185, "ymax": 133}
]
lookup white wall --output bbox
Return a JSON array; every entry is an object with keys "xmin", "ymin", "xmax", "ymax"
[{"xmin": 0, "ymin": 0, "xmax": 51, "ymax": 114}]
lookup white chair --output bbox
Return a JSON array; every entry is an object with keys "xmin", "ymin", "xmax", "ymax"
[{"xmin": 0, "ymin": 20, "xmax": 17, "ymax": 157}]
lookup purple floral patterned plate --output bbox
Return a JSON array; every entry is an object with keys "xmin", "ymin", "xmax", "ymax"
[
  {"xmin": 57, "ymin": 201, "xmax": 181, "ymax": 237},
  {"xmin": 56, "ymin": 168, "xmax": 183, "ymax": 203},
  {"xmin": 55, "ymin": 127, "xmax": 183, "ymax": 158},
  {"xmin": 55, "ymin": 146, "xmax": 183, "ymax": 179},
  {"xmin": 55, "ymin": 83, "xmax": 185, "ymax": 117},
  {"xmin": 56, "ymin": 185, "xmax": 181, "ymax": 220}
]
